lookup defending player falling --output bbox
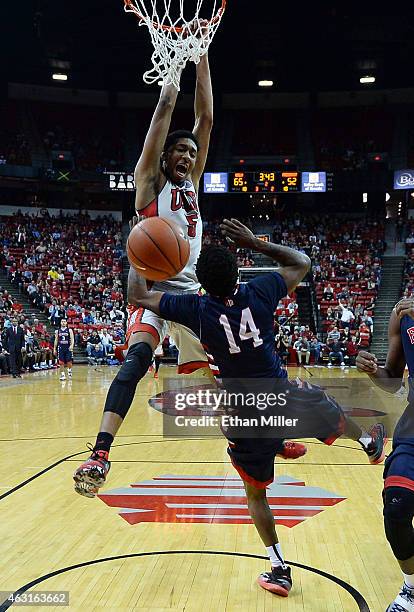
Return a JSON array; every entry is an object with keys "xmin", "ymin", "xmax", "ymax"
[
  {"xmin": 128, "ymin": 218, "xmax": 387, "ymax": 598},
  {"xmin": 74, "ymin": 42, "xmax": 213, "ymax": 498},
  {"xmin": 357, "ymin": 298, "xmax": 414, "ymax": 612}
]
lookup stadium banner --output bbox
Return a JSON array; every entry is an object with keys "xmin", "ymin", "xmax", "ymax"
[
  {"xmin": 394, "ymin": 169, "xmax": 414, "ymax": 190},
  {"xmin": 203, "ymin": 172, "xmax": 228, "ymax": 193},
  {"xmin": 301, "ymin": 171, "xmax": 327, "ymax": 192},
  {"xmin": 105, "ymin": 171, "xmax": 135, "ymax": 191}
]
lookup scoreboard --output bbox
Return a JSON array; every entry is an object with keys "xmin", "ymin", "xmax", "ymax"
[
  {"xmin": 229, "ymin": 171, "xmax": 300, "ymax": 193},
  {"xmin": 203, "ymin": 171, "xmax": 330, "ymax": 194}
]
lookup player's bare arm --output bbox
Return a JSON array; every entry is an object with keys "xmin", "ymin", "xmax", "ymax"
[
  {"xmin": 356, "ymin": 305, "xmax": 406, "ymax": 393},
  {"xmin": 134, "ymin": 82, "xmax": 180, "ymax": 210},
  {"xmin": 126, "ymin": 265, "xmax": 164, "ymax": 316},
  {"xmin": 220, "ymin": 218, "xmax": 311, "ymax": 293},
  {"xmin": 192, "ymin": 49, "xmax": 213, "ymax": 190},
  {"xmin": 69, "ymin": 329, "xmax": 75, "ymax": 352}
]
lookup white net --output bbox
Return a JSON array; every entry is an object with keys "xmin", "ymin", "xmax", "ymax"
[{"xmin": 124, "ymin": 0, "xmax": 226, "ymax": 89}]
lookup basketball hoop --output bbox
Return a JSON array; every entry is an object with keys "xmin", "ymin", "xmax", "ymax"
[{"xmin": 124, "ymin": 0, "xmax": 226, "ymax": 89}]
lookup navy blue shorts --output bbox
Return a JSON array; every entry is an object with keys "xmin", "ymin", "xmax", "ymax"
[
  {"xmin": 58, "ymin": 347, "xmax": 73, "ymax": 365},
  {"xmin": 383, "ymin": 443, "xmax": 414, "ymax": 493},
  {"xmin": 224, "ymin": 379, "xmax": 345, "ymax": 488}
]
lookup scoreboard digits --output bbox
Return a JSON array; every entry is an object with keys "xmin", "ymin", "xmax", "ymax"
[{"xmin": 203, "ymin": 171, "xmax": 330, "ymax": 194}]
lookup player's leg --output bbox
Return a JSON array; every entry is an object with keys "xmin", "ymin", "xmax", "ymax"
[
  {"xmin": 244, "ymin": 481, "xmax": 292, "ymax": 597},
  {"xmin": 383, "ymin": 447, "xmax": 414, "ymax": 611},
  {"xmin": 73, "ymin": 308, "xmax": 164, "ymax": 497},
  {"xmin": 58, "ymin": 348, "xmax": 66, "ymax": 380},
  {"xmin": 154, "ymin": 354, "xmax": 161, "ymax": 379},
  {"xmin": 226, "ymin": 437, "xmax": 292, "ymax": 597},
  {"xmin": 66, "ymin": 354, "xmax": 73, "ymax": 378},
  {"xmin": 168, "ymin": 322, "xmax": 209, "ymax": 375},
  {"xmin": 285, "ymin": 379, "xmax": 387, "ymax": 464}
]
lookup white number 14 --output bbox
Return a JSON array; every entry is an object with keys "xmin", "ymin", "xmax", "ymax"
[{"xmin": 219, "ymin": 308, "xmax": 263, "ymax": 354}]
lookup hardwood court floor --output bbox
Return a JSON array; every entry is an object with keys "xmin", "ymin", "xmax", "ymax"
[{"xmin": 0, "ymin": 365, "xmax": 407, "ymax": 612}]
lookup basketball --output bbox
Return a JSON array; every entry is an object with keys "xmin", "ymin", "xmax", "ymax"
[{"xmin": 126, "ymin": 216, "xmax": 190, "ymax": 281}]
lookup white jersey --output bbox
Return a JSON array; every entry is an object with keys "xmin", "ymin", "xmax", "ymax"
[{"xmin": 139, "ymin": 178, "xmax": 202, "ymax": 293}]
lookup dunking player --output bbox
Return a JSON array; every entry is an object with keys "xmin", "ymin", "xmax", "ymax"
[
  {"xmin": 129, "ymin": 218, "xmax": 386, "ymax": 598},
  {"xmin": 54, "ymin": 319, "xmax": 74, "ymax": 381},
  {"xmin": 74, "ymin": 48, "xmax": 212, "ymax": 496},
  {"xmin": 357, "ymin": 297, "xmax": 414, "ymax": 612}
]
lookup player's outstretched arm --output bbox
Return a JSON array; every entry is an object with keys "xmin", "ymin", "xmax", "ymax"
[
  {"xmin": 356, "ymin": 306, "xmax": 406, "ymax": 393},
  {"xmin": 220, "ymin": 218, "xmax": 311, "ymax": 293},
  {"xmin": 127, "ymin": 266, "xmax": 164, "ymax": 315},
  {"xmin": 192, "ymin": 51, "xmax": 213, "ymax": 189},
  {"xmin": 134, "ymin": 82, "xmax": 180, "ymax": 209}
]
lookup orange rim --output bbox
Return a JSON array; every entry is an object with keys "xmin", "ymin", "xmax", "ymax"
[{"xmin": 124, "ymin": 0, "xmax": 226, "ymax": 33}]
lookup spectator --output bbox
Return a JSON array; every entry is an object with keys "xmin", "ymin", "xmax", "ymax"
[
  {"xmin": 338, "ymin": 300, "xmax": 355, "ymax": 329},
  {"xmin": 294, "ymin": 337, "xmax": 310, "ymax": 365},
  {"xmin": 327, "ymin": 339, "xmax": 345, "ymax": 367},
  {"xmin": 3, "ymin": 317, "xmax": 25, "ymax": 378},
  {"xmin": 327, "ymin": 325, "xmax": 341, "ymax": 344}
]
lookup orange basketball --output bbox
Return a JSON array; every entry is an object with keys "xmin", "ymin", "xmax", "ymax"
[{"xmin": 126, "ymin": 217, "xmax": 190, "ymax": 281}]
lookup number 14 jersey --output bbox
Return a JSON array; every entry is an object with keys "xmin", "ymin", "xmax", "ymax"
[{"xmin": 159, "ymin": 272, "xmax": 288, "ymax": 379}]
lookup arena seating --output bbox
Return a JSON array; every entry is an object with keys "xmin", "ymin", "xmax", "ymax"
[
  {"xmin": 0, "ymin": 212, "xmax": 124, "ymax": 351},
  {"xmin": 254, "ymin": 214, "xmax": 385, "ymax": 362}
]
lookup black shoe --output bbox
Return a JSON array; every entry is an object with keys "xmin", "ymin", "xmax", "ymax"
[
  {"xmin": 364, "ymin": 423, "xmax": 387, "ymax": 464},
  {"xmin": 257, "ymin": 565, "xmax": 292, "ymax": 597}
]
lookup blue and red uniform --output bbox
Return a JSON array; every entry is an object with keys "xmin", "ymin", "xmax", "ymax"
[
  {"xmin": 383, "ymin": 315, "xmax": 414, "ymax": 492},
  {"xmin": 57, "ymin": 328, "xmax": 73, "ymax": 365},
  {"xmin": 159, "ymin": 272, "xmax": 345, "ymax": 487}
]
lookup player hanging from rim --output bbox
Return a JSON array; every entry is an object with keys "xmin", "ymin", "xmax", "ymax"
[
  {"xmin": 357, "ymin": 298, "xmax": 414, "ymax": 612},
  {"xmin": 54, "ymin": 319, "xmax": 74, "ymax": 381},
  {"xmin": 127, "ymin": 218, "xmax": 387, "ymax": 598},
  {"xmin": 74, "ymin": 26, "xmax": 214, "ymax": 497}
]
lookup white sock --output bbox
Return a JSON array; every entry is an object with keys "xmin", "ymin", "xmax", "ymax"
[
  {"xmin": 67, "ymin": 368, "xmax": 72, "ymax": 374},
  {"xmin": 358, "ymin": 432, "xmax": 371, "ymax": 449},
  {"xmin": 266, "ymin": 543, "xmax": 286, "ymax": 568},
  {"xmin": 403, "ymin": 573, "xmax": 414, "ymax": 589}
]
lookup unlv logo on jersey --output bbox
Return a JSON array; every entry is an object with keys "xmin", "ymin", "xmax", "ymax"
[
  {"xmin": 407, "ymin": 326, "xmax": 414, "ymax": 344},
  {"xmin": 170, "ymin": 188, "xmax": 198, "ymax": 238}
]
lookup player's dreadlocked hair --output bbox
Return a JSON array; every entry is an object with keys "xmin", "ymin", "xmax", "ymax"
[{"xmin": 196, "ymin": 246, "xmax": 239, "ymax": 298}]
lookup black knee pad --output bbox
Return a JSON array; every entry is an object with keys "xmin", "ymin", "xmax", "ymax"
[
  {"xmin": 383, "ymin": 486, "xmax": 414, "ymax": 561},
  {"xmin": 104, "ymin": 342, "xmax": 153, "ymax": 419}
]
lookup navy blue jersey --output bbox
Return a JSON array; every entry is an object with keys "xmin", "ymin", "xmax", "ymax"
[
  {"xmin": 401, "ymin": 315, "xmax": 414, "ymax": 402},
  {"xmin": 159, "ymin": 272, "xmax": 288, "ymax": 379},
  {"xmin": 57, "ymin": 328, "xmax": 70, "ymax": 346}
]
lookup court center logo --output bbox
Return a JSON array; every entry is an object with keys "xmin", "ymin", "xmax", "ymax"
[{"xmin": 98, "ymin": 474, "xmax": 345, "ymax": 527}]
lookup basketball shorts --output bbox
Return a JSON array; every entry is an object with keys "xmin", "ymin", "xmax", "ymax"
[
  {"xmin": 383, "ymin": 443, "xmax": 414, "ymax": 493},
  {"xmin": 224, "ymin": 379, "xmax": 345, "ymax": 488},
  {"xmin": 58, "ymin": 346, "xmax": 73, "ymax": 365},
  {"xmin": 116, "ymin": 305, "xmax": 208, "ymax": 374}
]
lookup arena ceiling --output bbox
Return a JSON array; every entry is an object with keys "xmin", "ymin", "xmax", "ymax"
[{"xmin": 3, "ymin": 3, "xmax": 414, "ymax": 94}]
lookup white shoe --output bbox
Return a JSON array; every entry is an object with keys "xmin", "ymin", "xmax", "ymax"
[
  {"xmin": 59, "ymin": 373, "xmax": 66, "ymax": 381},
  {"xmin": 327, "ymin": 363, "xmax": 332, "ymax": 368},
  {"xmin": 386, "ymin": 582, "xmax": 414, "ymax": 611},
  {"xmin": 68, "ymin": 371, "xmax": 72, "ymax": 378},
  {"xmin": 340, "ymin": 362, "xmax": 345, "ymax": 367}
]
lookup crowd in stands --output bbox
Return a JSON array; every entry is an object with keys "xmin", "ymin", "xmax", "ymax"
[
  {"xmin": 0, "ymin": 290, "xmax": 55, "ymax": 375},
  {"xmin": 0, "ymin": 208, "xmax": 390, "ymax": 375},
  {"xmin": 0, "ymin": 211, "xmax": 126, "ymax": 374},
  {"xmin": 266, "ymin": 213, "xmax": 384, "ymax": 366}
]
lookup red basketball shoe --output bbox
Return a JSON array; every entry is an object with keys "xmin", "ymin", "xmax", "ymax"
[
  {"xmin": 276, "ymin": 441, "xmax": 307, "ymax": 460},
  {"xmin": 73, "ymin": 446, "xmax": 111, "ymax": 498},
  {"xmin": 258, "ymin": 565, "xmax": 292, "ymax": 596}
]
